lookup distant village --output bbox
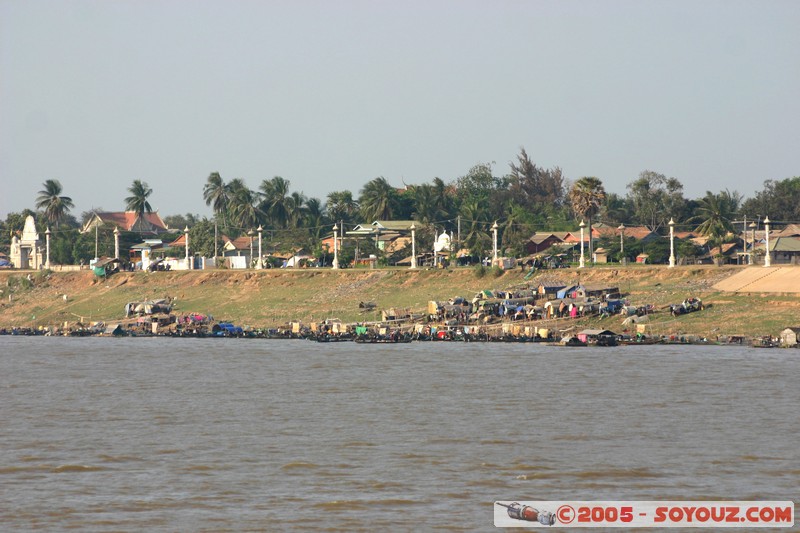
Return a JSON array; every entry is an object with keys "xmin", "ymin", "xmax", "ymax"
[{"xmin": 4, "ymin": 210, "xmax": 800, "ymax": 273}]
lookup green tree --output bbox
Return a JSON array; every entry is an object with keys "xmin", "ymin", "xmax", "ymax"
[
  {"xmin": 227, "ymin": 179, "xmax": 263, "ymax": 230},
  {"xmin": 188, "ymin": 219, "xmax": 217, "ymax": 258},
  {"xmin": 36, "ymin": 179, "xmax": 74, "ymax": 228},
  {"xmin": 740, "ymin": 177, "xmax": 800, "ymax": 222},
  {"xmin": 325, "ymin": 190, "xmax": 359, "ymax": 227},
  {"xmin": 287, "ymin": 191, "xmax": 307, "ymax": 229},
  {"xmin": 508, "ymin": 148, "xmax": 566, "ymax": 214},
  {"xmin": 626, "ymin": 170, "xmax": 686, "ymax": 232},
  {"xmin": 600, "ymin": 193, "xmax": 632, "ymax": 225},
  {"xmin": 359, "ymin": 177, "xmax": 397, "ymax": 221},
  {"xmin": 163, "ymin": 213, "xmax": 200, "ymax": 230},
  {"xmin": 304, "ymin": 197, "xmax": 325, "ymax": 240},
  {"xmin": 50, "ymin": 228, "xmax": 78, "ymax": 264},
  {"xmin": 259, "ymin": 176, "xmax": 292, "ymax": 228},
  {"xmin": 499, "ymin": 202, "xmax": 531, "ymax": 258},
  {"xmin": 568, "ymin": 177, "xmax": 606, "ymax": 259},
  {"xmin": 411, "ymin": 183, "xmax": 446, "ymax": 225},
  {"xmin": 691, "ymin": 190, "xmax": 741, "ymax": 257},
  {"xmin": 455, "ymin": 163, "xmax": 501, "ymax": 204},
  {"xmin": 124, "ymin": 180, "xmax": 153, "ymax": 223},
  {"xmin": 203, "ymin": 172, "xmax": 229, "ymax": 225},
  {"xmin": 460, "ymin": 199, "xmax": 491, "ymax": 259}
]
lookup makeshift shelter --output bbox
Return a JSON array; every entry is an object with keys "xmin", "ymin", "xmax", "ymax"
[
  {"xmin": 577, "ymin": 329, "xmax": 618, "ymax": 344},
  {"xmin": 537, "ymin": 282, "xmax": 567, "ymax": 299},
  {"xmin": 556, "ymin": 285, "xmax": 579, "ymax": 299},
  {"xmin": 92, "ymin": 257, "xmax": 120, "ymax": 277},
  {"xmin": 780, "ymin": 327, "xmax": 800, "ymax": 347}
]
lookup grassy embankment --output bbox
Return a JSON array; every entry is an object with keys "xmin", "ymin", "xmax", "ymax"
[{"xmin": 0, "ymin": 265, "xmax": 798, "ymax": 337}]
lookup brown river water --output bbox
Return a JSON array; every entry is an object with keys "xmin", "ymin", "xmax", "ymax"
[{"xmin": 1, "ymin": 337, "xmax": 797, "ymax": 531}]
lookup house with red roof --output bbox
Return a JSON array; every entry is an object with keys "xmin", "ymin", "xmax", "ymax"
[{"xmin": 81, "ymin": 211, "xmax": 169, "ymax": 235}]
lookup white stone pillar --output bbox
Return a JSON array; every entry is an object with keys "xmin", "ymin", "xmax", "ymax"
[
  {"xmin": 410, "ymin": 223, "xmax": 417, "ymax": 269},
  {"xmin": 332, "ymin": 224, "xmax": 339, "ymax": 269},
  {"xmin": 113, "ymin": 226, "xmax": 120, "ymax": 260},
  {"xmin": 45, "ymin": 227, "xmax": 51, "ymax": 268},
  {"xmin": 491, "ymin": 221, "xmax": 499, "ymax": 263},
  {"xmin": 764, "ymin": 216, "xmax": 771, "ymax": 267},
  {"xmin": 257, "ymin": 225, "xmax": 263, "ymax": 269},
  {"xmin": 579, "ymin": 220, "xmax": 586, "ymax": 269},
  {"xmin": 668, "ymin": 218, "xmax": 675, "ymax": 268},
  {"xmin": 184, "ymin": 226, "xmax": 191, "ymax": 270}
]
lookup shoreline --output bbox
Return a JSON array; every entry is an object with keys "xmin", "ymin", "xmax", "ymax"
[{"xmin": 1, "ymin": 266, "xmax": 799, "ymax": 343}]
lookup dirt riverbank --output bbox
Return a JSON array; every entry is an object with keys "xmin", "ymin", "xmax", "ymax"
[{"xmin": 1, "ymin": 265, "xmax": 798, "ymax": 337}]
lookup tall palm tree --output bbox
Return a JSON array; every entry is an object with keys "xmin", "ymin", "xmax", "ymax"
[
  {"xmin": 304, "ymin": 197, "xmax": 325, "ymax": 240},
  {"xmin": 460, "ymin": 198, "xmax": 491, "ymax": 258},
  {"xmin": 286, "ymin": 191, "xmax": 308, "ymax": 229},
  {"xmin": 227, "ymin": 179, "xmax": 262, "ymax": 229},
  {"xmin": 36, "ymin": 179, "xmax": 74, "ymax": 228},
  {"xmin": 326, "ymin": 190, "xmax": 359, "ymax": 227},
  {"xmin": 359, "ymin": 177, "xmax": 396, "ymax": 221},
  {"xmin": 412, "ymin": 184, "xmax": 445, "ymax": 225},
  {"xmin": 125, "ymin": 180, "xmax": 153, "ymax": 232},
  {"xmin": 203, "ymin": 172, "xmax": 229, "ymax": 224},
  {"xmin": 692, "ymin": 190, "xmax": 740, "ymax": 257},
  {"xmin": 259, "ymin": 176, "xmax": 292, "ymax": 228},
  {"xmin": 568, "ymin": 177, "xmax": 606, "ymax": 258}
]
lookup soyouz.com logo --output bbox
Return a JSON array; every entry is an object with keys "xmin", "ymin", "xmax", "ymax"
[{"xmin": 494, "ymin": 501, "xmax": 795, "ymax": 528}]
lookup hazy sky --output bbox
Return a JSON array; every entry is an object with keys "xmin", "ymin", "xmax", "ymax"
[{"xmin": 2, "ymin": 0, "xmax": 798, "ymax": 220}]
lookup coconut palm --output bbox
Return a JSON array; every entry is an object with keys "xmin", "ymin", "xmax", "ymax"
[
  {"xmin": 568, "ymin": 177, "xmax": 606, "ymax": 258},
  {"xmin": 125, "ymin": 180, "xmax": 153, "ymax": 233},
  {"xmin": 203, "ymin": 172, "xmax": 229, "ymax": 224},
  {"xmin": 692, "ymin": 190, "xmax": 740, "ymax": 257},
  {"xmin": 304, "ymin": 197, "xmax": 325, "ymax": 239},
  {"xmin": 227, "ymin": 179, "xmax": 263, "ymax": 229},
  {"xmin": 412, "ymin": 184, "xmax": 445, "ymax": 225},
  {"xmin": 326, "ymin": 190, "xmax": 359, "ymax": 227},
  {"xmin": 286, "ymin": 191, "xmax": 308, "ymax": 229},
  {"xmin": 36, "ymin": 179, "xmax": 74, "ymax": 228},
  {"xmin": 460, "ymin": 198, "xmax": 491, "ymax": 258},
  {"xmin": 359, "ymin": 177, "xmax": 396, "ymax": 221},
  {"xmin": 259, "ymin": 176, "xmax": 292, "ymax": 228}
]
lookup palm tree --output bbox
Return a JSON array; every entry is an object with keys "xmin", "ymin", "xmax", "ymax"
[
  {"xmin": 359, "ymin": 177, "xmax": 396, "ymax": 221},
  {"xmin": 304, "ymin": 197, "xmax": 325, "ymax": 240},
  {"xmin": 259, "ymin": 176, "xmax": 292, "ymax": 228},
  {"xmin": 412, "ymin": 184, "xmax": 445, "ymax": 225},
  {"xmin": 203, "ymin": 172, "xmax": 229, "ymax": 224},
  {"xmin": 286, "ymin": 191, "xmax": 308, "ymax": 229},
  {"xmin": 326, "ymin": 190, "xmax": 359, "ymax": 227},
  {"xmin": 460, "ymin": 198, "xmax": 491, "ymax": 258},
  {"xmin": 36, "ymin": 179, "xmax": 74, "ymax": 228},
  {"xmin": 125, "ymin": 180, "xmax": 153, "ymax": 232},
  {"xmin": 692, "ymin": 190, "xmax": 740, "ymax": 258},
  {"xmin": 227, "ymin": 179, "xmax": 262, "ymax": 229},
  {"xmin": 568, "ymin": 177, "xmax": 606, "ymax": 258}
]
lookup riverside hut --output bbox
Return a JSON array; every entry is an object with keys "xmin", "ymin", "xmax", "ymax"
[
  {"xmin": 779, "ymin": 327, "xmax": 800, "ymax": 347},
  {"xmin": 577, "ymin": 329, "xmax": 618, "ymax": 346}
]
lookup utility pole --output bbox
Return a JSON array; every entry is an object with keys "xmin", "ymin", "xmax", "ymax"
[{"xmin": 214, "ymin": 221, "xmax": 218, "ymax": 258}]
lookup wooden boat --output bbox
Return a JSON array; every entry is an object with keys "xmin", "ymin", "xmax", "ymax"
[
  {"xmin": 551, "ymin": 336, "xmax": 587, "ymax": 347},
  {"xmin": 751, "ymin": 336, "xmax": 778, "ymax": 348},
  {"xmin": 354, "ymin": 335, "xmax": 412, "ymax": 344},
  {"xmin": 314, "ymin": 335, "xmax": 354, "ymax": 342},
  {"xmin": 618, "ymin": 335, "xmax": 663, "ymax": 345}
]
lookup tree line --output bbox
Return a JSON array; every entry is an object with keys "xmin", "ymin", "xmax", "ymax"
[{"xmin": 2, "ymin": 147, "xmax": 799, "ymax": 266}]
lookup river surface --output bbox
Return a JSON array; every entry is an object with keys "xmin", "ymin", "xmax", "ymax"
[{"xmin": 0, "ymin": 337, "xmax": 797, "ymax": 531}]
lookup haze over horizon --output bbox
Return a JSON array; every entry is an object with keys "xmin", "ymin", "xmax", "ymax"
[{"xmin": 2, "ymin": 0, "xmax": 798, "ymax": 220}]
